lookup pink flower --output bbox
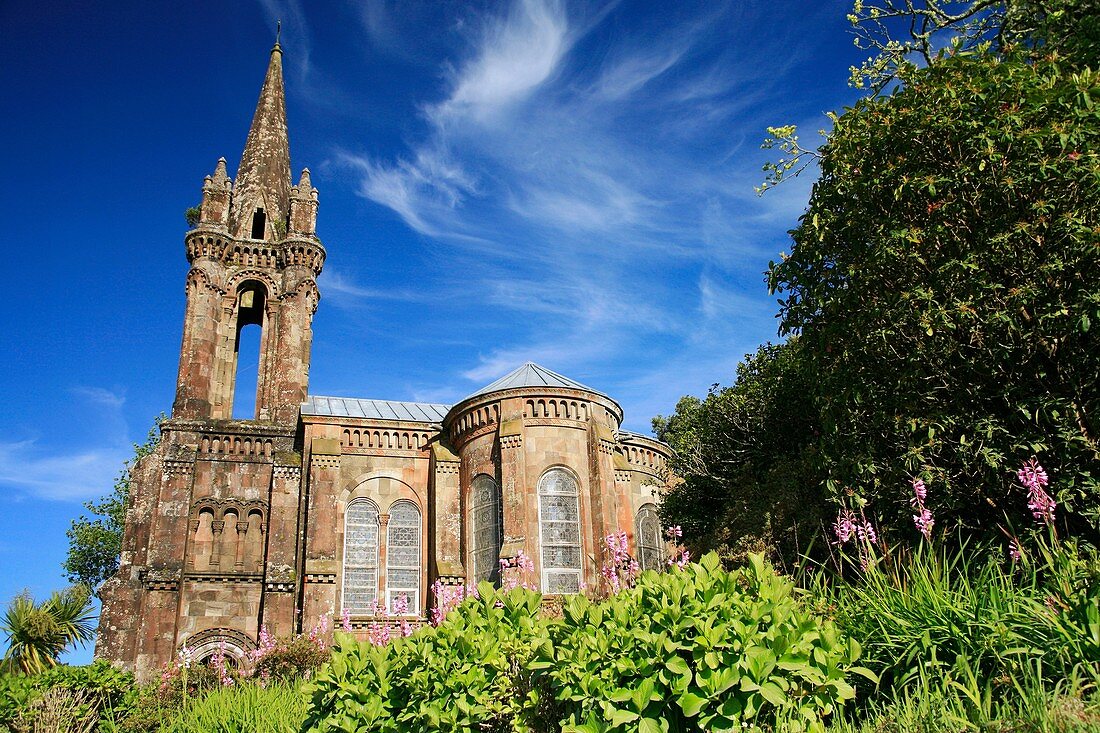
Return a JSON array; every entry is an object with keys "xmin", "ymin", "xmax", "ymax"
[
  {"xmin": 833, "ymin": 508, "xmax": 857, "ymax": 545},
  {"xmin": 340, "ymin": 608, "xmax": 352, "ymax": 633},
  {"xmin": 1018, "ymin": 459, "xmax": 1056, "ymax": 525},
  {"xmin": 665, "ymin": 525, "xmax": 683, "ymax": 541},
  {"xmin": 910, "ymin": 478, "xmax": 934, "ymax": 540},
  {"xmin": 1008, "ymin": 537, "xmax": 1022, "ymax": 562}
]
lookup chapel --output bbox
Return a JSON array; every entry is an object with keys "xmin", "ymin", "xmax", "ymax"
[{"xmin": 96, "ymin": 43, "xmax": 671, "ymax": 680}]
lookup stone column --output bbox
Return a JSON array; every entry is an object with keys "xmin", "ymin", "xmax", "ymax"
[
  {"xmin": 498, "ymin": 418, "xmax": 528, "ymax": 567},
  {"xmin": 428, "ymin": 442, "xmax": 463, "ymax": 589},
  {"xmin": 302, "ymin": 439, "xmax": 340, "ymax": 632},
  {"xmin": 261, "ymin": 462, "xmax": 301, "ymax": 638}
]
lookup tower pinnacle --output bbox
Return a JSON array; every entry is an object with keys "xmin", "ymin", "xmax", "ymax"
[{"xmin": 230, "ymin": 44, "xmax": 291, "ymax": 241}]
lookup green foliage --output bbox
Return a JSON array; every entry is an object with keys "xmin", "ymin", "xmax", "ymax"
[
  {"xmin": 184, "ymin": 206, "xmax": 201, "ymax": 228},
  {"xmin": 543, "ymin": 553, "xmax": 870, "ymax": 733},
  {"xmin": 654, "ymin": 341, "xmax": 825, "ymax": 566},
  {"xmin": 303, "ymin": 583, "xmax": 554, "ymax": 732},
  {"xmin": 814, "ymin": 536, "xmax": 1100, "ymax": 730},
  {"xmin": 252, "ymin": 635, "xmax": 330, "ymax": 684},
  {"xmin": 160, "ymin": 682, "xmax": 307, "ymax": 733},
  {"xmin": 65, "ymin": 415, "xmax": 163, "ymax": 592},
  {"xmin": 766, "ymin": 44, "xmax": 1100, "ymax": 537},
  {"xmin": 0, "ymin": 673, "xmax": 35, "ymax": 729},
  {"xmin": 1, "ymin": 585, "xmax": 96, "ymax": 675}
]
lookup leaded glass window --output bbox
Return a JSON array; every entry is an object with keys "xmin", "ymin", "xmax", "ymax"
[
  {"xmin": 342, "ymin": 499, "xmax": 379, "ymax": 614},
  {"xmin": 537, "ymin": 468, "xmax": 582, "ymax": 593},
  {"xmin": 387, "ymin": 500, "xmax": 421, "ymax": 613},
  {"xmin": 471, "ymin": 474, "xmax": 502, "ymax": 585},
  {"xmin": 636, "ymin": 503, "xmax": 663, "ymax": 572}
]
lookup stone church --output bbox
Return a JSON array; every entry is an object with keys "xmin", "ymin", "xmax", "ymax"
[{"xmin": 97, "ymin": 44, "xmax": 672, "ymax": 680}]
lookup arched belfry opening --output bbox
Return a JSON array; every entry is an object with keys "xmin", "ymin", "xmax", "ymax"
[
  {"xmin": 231, "ymin": 282, "xmax": 267, "ymax": 419},
  {"xmin": 250, "ymin": 207, "xmax": 267, "ymax": 239}
]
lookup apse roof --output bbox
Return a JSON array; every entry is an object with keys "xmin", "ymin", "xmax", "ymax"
[
  {"xmin": 302, "ymin": 395, "xmax": 450, "ymax": 423},
  {"xmin": 464, "ymin": 362, "xmax": 605, "ymax": 400}
]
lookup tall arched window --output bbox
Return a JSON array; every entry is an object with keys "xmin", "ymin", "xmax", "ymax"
[
  {"xmin": 387, "ymin": 500, "xmax": 422, "ymax": 613},
  {"xmin": 537, "ymin": 468, "xmax": 582, "ymax": 594},
  {"xmin": 342, "ymin": 499, "xmax": 379, "ymax": 614},
  {"xmin": 471, "ymin": 475, "xmax": 502, "ymax": 585},
  {"xmin": 635, "ymin": 503, "xmax": 663, "ymax": 572}
]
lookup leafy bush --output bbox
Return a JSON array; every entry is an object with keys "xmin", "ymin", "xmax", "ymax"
[
  {"xmin": 542, "ymin": 553, "xmax": 870, "ymax": 732},
  {"xmin": 252, "ymin": 634, "xmax": 331, "ymax": 684},
  {"xmin": 303, "ymin": 583, "xmax": 554, "ymax": 732},
  {"xmin": 0, "ymin": 673, "xmax": 34, "ymax": 729}
]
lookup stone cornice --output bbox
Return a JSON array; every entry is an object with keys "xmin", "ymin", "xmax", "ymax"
[{"xmin": 185, "ymin": 230, "xmax": 325, "ymax": 277}]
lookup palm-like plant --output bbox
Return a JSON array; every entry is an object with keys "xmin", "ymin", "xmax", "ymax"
[{"xmin": 1, "ymin": 585, "xmax": 95, "ymax": 674}]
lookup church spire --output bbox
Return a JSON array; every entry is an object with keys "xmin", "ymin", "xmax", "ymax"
[{"xmin": 230, "ymin": 43, "xmax": 291, "ymax": 241}]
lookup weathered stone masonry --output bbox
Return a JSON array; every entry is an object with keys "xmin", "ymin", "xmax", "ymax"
[{"xmin": 96, "ymin": 44, "xmax": 672, "ymax": 681}]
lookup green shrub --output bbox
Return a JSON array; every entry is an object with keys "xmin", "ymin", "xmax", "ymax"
[
  {"xmin": 253, "ymin": 634, "xmax": 330, "ymax": 683},
  {"xmin": 303, "ymin": 584, "xmax": 555, "ymax": 732},
  {"xmin": 160, "ymin": 681, "xmax": 307, "ymax": 733},
  {"xmin": 0, "ymin": 673, "xmax": 35, "ymax": 729},
  {"xmin": 542, "ymin": 552, "xmax": 870, "ymax": 732}
]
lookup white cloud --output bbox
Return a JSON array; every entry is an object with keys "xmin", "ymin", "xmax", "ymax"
[{"xmin": 0, "ymin": 388, "xmax": 131, "ymax": 502}]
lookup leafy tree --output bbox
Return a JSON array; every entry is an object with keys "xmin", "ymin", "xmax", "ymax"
[
  {"xmin": 765, "ymin": 5, "xmax": 1099, "ymax": 538},
  {"xmin": 653, "ymin": 340, "xmax": 825, "ymax": 566},
  {"xmin": 1, "ymin": 585, "xmax": 95, "ymax": 675},
  {"xmin": 64, "ymin": 416, "xmax": 163, "ymax": 592}
]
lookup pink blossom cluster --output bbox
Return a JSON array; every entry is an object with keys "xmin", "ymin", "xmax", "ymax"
[
  {"xmin": 910, "ymin": 478, "xmax": 934, "ymax": 541},
  {"xmin": 1018, "ymin": 459, "xmax": 1056, "ymax": 525},
  {"xmin": 210, "ymin": 642, "xmax": 235, "ymax": 687},
  {"xmin": 831, "ymin": 506, "xmax": 879, "ymax": 570},
  {"xmin": 499, "ymin": 550, "xmax": 538, "ymax": 591},
  {"xmin": 307, "ymin": 613, "xmax": 331, "ymax": 652},
  {"xmin": 429, "ymin": 579, "xmax": 479, "ymax": 626},
  {"xmin": 600, "ymin": 531, "xmax": 640, "ymax": 593},
  {"xmin": 1008, "ymin": 537, "xmax": 1022, "ymax": 562},
  {"xmin": 665, "ymin": 526, "xmax": 691, "ymax": 569}
]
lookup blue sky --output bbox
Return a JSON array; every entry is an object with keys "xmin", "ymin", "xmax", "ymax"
[{"xmin": 0, "ymin": 1, "xmax": 863, "ymax": 662}]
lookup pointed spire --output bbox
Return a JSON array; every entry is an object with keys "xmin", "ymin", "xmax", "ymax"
[{"xmin": 230, "ymin": 44, "xmax": 291, "ymax": 240}]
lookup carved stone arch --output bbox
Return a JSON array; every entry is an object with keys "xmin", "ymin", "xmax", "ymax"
[
  {"xmin": 226, "ymin": 269, "xmax": 280, "ymax": 299},
  {"xmin": 180, "ymin": 628, "xmax": 257, "ymax": 668},
  {"xmin": 185, "ymin": 265, "xmax": 227, "ymax": 296},
  {"xmin": 281, "ymin": 275, "xmax": 319, "ymax": 303},
  {"xmin": 339, "ymin": 472, "xmax": 422, "ymax": 507}
]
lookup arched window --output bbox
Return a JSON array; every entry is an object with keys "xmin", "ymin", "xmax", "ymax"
[
  {"xmin": 635, "ymin": 503, "xmax": 663, "ymax": 572},
  {"xmin": 471, "ymin": 475, "xmax": 502, "ymax": 586},
  {"xmin": 387, "ymin": 500, "xmax": 421, "ymax": 613},
  {"xmin": 342, "ymin": 499, "xmax": 379, "ymax": 615},
  {"xmin": 231, "ymin": 283, "xmax": 266, "ymax": 419},
  {"xmin": 537, "ymin": 468, "xmax": 582, "ymax": 594}
]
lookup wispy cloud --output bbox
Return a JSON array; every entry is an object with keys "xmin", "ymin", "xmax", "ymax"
[
  {"xmin": 323, "ymin": 0, "xmax": 842, "ymax": 429},
  {"xmin": 0, "ymin": 388, "xmax": 131, "ymax": 502}
]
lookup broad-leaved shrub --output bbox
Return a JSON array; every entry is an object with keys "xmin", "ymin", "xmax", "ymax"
[
  {"xmin": 540, "ymin": 553, "xmax": 870, "ymax": 732},
  {"xmin": 303, "ymin": 583, "xmax": 555, "ymax": 732}
]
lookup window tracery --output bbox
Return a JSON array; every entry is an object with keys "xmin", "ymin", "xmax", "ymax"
[
  {"xmin": 386, "ymin": 500, "xmax": 421, "ymax": 613},
  {"xmin": 635, "ymin": 503, "xmax": 663, "ymax": 572},
  {"xmin": 342, "ymin": 499, "xmax": 379, "ymax": 614},
  {"xmin": 537, "ymin": 468, "xmax": 582, "ymax": 594},
  {"xmin": 471, "ymin": 475, "xmax": 502, "ymax": 586}
]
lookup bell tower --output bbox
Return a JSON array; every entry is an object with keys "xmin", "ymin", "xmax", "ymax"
[{"xmin": 172, "ymin": 42, "xmax": 324, "ymax": 425}]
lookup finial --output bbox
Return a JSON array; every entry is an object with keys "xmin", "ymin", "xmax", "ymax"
[{"xmin": 275, "ymin": 20, "xmax": 282, "ymax": 48}]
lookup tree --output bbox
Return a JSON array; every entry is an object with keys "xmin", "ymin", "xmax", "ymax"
[
  {"xmin": 64, "ymin": 416, "xmax": 163, "ymax": 592},
  {"xmin": 765, "ymin": 5, "xmax": 1099, "ymax": 537},
  {"xmin": 654, "ymin": 340, "xmax": 825, "ymax": 566},
  {"xmin": 1, "ymin": 585, "xmax": 95, "ymax": 675}
]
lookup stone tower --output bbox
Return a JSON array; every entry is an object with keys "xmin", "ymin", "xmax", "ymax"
[
  {"xmin": 173, "ymin": 42, "xmax": 323, "ymax": 425},
  {"xmin": 97, "ymin": 43, "xmax": 325, "ymax": 679}
]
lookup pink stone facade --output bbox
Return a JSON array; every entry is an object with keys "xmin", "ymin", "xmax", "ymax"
[{"xmin": 96, "ymin": 45, "xmax": 672, "ymax": 681}]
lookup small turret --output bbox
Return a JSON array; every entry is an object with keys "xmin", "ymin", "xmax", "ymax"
[
  {"xmin": 288, "ymin": 168, "xmax": 318, "ymax": 237},
  {"xmin": 198, "ymin": 158, "xmax": 231, "ymax": 229}
]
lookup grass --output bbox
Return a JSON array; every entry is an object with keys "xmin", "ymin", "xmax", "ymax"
[{"xmin": 159, "ymin": 682, "xmax": 307, "ymax": 733}]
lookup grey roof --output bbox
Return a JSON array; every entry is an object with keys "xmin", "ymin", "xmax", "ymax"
[
  {"xmin": 302, "ymin": 395, "xmax": 450, "ymax": 423},
  {"xmin": 466, "ymin": 362, "xmax": 604, "ymax": 400}
]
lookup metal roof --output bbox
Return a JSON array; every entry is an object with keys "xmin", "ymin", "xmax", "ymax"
[
  {"xmin": 302, "ymin": 395, "xmax": 450, "ymax": 423},
  {"xmin": 465, "ymin": 362, "xmax": 604, "ymax": 400}
]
